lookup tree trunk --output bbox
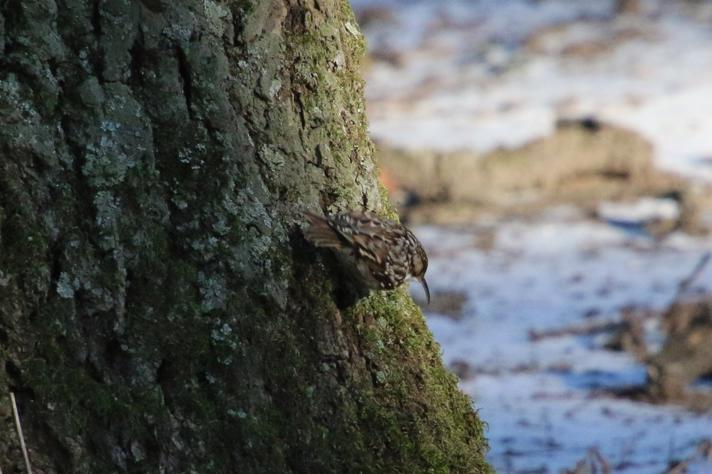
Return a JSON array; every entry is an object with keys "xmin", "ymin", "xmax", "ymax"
[{"xmin": 0, "ymin": 0, "xmax": 490, "ymax": 472}]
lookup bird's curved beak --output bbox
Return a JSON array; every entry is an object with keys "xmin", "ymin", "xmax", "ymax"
[{"xmin": 419, "ymin": 277, "xmax": 430, "ymax": 305}]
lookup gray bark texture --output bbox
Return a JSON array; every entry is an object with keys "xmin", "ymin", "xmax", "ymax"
[{"xmin": 0, "ymin": 0, "xmax": 490, "ymax": 472}]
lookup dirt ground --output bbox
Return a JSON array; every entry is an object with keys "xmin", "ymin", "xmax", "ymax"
[{"xmin": 378, "ymin": 119, "xmax": 712, "ymax": 234}]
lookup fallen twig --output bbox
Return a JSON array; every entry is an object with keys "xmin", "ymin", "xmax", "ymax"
[
  {"xmin": 663, "ymin": 438, "xmax": 712, "ymax": 474},
  {"xmin": 10, "ymin": 393, "xmax": 32, "ymax": 474},
  {"xmin": 673, "ymin": 251, "xmax": 711, "ymax": 303},
  {"xmin": 529, "ymin": 319, "xmax": 625, "ymax": 341},
  {"xmin": 563, "ymin": 447, "xmax": 611, "ymax": 474},
  {"xmin": 589, "ymin": 447, "xmax": 611, "ymax": 474}
]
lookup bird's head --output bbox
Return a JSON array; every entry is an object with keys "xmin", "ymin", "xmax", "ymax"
[{"xmin": 411, "ymin": 238, "xmax": 430, "ymax": 304}]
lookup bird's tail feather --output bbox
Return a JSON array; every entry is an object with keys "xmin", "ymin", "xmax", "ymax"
[{"xmin": 304, "ymin": 211, "xmax": 344, "ymax": 249}]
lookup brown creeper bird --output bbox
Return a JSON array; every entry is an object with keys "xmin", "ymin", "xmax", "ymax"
[{"xmin": 304, "ymin": 211, "xmax": 430, "ymax": 304}]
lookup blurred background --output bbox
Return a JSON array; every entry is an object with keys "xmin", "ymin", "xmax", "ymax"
[{"xmin": 351, "ymin": 0, "xmax": 712, "ymax": 472}]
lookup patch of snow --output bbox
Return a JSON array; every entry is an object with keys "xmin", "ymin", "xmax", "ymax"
[
  {"xmin": 355, "ymin": 0, "xmax": 712, "ymax": 182},
  {"xmin": 413, "ymin": 213, "xmax": 712, "ymax": 472},
  {"xmin": 597, "ymin": 197, "xmax": 680, "ymax": 224},
  {"xmin": 355, "ymin": 1, "xmax": 712, "ymax": 468}
]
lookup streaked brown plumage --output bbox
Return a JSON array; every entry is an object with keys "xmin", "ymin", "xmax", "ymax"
[{"xmin": 304, "ymin": 211, "xmax": 430, "ymax": 303}]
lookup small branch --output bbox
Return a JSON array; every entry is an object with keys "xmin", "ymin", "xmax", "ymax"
[
  {"xmin": 528, "ymin": 319, "xmax": 622, "ymax": 341},
  {"xmin": 662, "ymin": 438, "xmax": 712, "ymax": 474},
  {"xmin": 673, "ymin": 251, "xmax": 711, "ymax": 303},
  {"xmin": 664, "ymin": 460, "xmax": 688, "ymax": 474},
  {"xmin": 10, "ymin": 393, "xmax": 32, "ymax": 474},
  {"xmin": 588, "ymin": 447, "xmax": 611, "ymax": 474}
]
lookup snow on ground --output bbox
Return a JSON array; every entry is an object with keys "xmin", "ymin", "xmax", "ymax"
[
  {"xmin": 351, "ymin": 0, "xmax": 712, "ymax": 470},
  {"xmin": 353, "ymin": 0, "xmax": 712, "ymax": 181},
  {"xmin": 412, "ymin": 211, "xmax": 712, "ymax": 473},
  {"xmin": 597, "ymin": 197, "xmax": 680, "ymax": 226}
]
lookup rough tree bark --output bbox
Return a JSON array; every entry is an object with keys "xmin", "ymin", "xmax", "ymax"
[{"xmin": 0, "ymin": 0, "xmax": 490, "ymax": 472}]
